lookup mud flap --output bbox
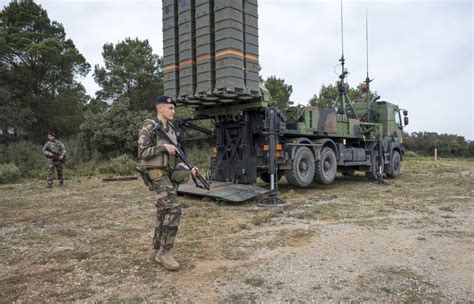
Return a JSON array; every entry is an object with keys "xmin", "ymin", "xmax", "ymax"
[{"xmin": 177, "ymin": 181, "xmax": 269, "ymax": 202}]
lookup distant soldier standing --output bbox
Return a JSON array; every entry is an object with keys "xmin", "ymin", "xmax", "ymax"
[
  {"xmin": 138, "ymin": 96, "xmax": 196, "ymax": 271},
  {"xmin": 42, "ymin": 131, "xmax": 66, "ymax": 188}
]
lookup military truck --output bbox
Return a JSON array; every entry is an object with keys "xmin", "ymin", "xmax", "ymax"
[
  {"xmin": 162, "ymin": 0, "xmax": 408, "ymax": 202},
  {"xmin": 185, "ymin": 86, "xmax": 408, "ymax": 187}
]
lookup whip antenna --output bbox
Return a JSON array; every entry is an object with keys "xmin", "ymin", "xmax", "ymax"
[
  {"xmin": 340, "ymin": 0, "xmax": 345, "ymax": 59},
  {"xmin": 333, "ymin": 0, "xmax": 358, "ymax": 119},
  {"xmin": 339, "ymin": 0, "xmax": 346, "ymax": 75},
  {"xmin": 335, "ymin": 0, "xmax": 352, "ymax": 117},
  {"xmin": 364, "ymin": 8, "xmax": 372, "ymax": 91},
  {"xmin": 363, "ymin": 7, "xmax": 379, "ymax": 123}
]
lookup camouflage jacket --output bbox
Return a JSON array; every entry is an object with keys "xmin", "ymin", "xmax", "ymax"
[
  {"xmin": 42, "ymin": 140, "xmax": 66, "ymax": 159},
  {"xmin": 138, "ymin": 118, "xmax": 178, "ymax": 169}
]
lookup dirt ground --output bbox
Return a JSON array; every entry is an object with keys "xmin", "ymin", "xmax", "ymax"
[{"xmin": 0, "ymin": 157, "xmax": 473, "ymax": 303}]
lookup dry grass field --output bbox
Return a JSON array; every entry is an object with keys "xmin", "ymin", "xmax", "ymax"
[{"xmin": 0, "ymin": 157, "xmax": 473, "ymax": 302}]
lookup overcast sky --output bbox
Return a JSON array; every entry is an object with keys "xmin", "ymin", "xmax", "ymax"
[{"xmin": 2, "ymin": 0, "xmax": 472, "ymax": 139}]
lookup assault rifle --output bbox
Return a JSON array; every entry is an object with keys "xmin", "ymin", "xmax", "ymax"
[
  {"xmin": 153, "ymin": 122, "xmax": 210, "ymax": 190},
  {"xmin": 45, "ymin": 148, "xmax": 65, "ymax": 163}
]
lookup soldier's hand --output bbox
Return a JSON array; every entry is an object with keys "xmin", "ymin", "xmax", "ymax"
[
  {"xmin": 164, "ymin": 144, "xmax": 178, "ymax": 154},
  {"xmin": 59, "ymin": 155, "xmax": 64, "ymax": 160},
  {"xmin": 48, "ymin": 152, "xmax": 54, "ymax": 157},
  {"xmin": 191, "ymin": 167, "xmax": 198, "ymax": 177}
]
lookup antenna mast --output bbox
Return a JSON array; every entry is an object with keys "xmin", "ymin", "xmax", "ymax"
[
  {"xmin": 337, "ymin": 0, "xmax": 349, "ymax": 115},
  {"xmin": 334, "ymin": 0, "xmax": 358, "ymax": 119},
  {"xmin": 363, "ymin": 7, "xmax": 380, "ymax": 123},
  {"xmin": 340, "ymin": 0, "xmax": 345, "ymax": 61},
  {"xmin": 364, "ymin": 8, "xmax": 372, "ymax": 93}
]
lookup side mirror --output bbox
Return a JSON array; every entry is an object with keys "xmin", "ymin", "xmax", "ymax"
[
  {"xmin": 404, "ymin": 116, "xmax": 409, "ymax": 126},
  {"xmin": 403, "ymin": 110, "xmax": 408, "ymax": 116}
]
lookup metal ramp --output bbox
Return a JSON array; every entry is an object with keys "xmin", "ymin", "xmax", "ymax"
[{"xmin": 177, "ymin": 181, "xmax": 269, "ymax": 203}]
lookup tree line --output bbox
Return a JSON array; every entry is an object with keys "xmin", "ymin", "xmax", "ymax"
[
  {"xmin": 1, "ymin": 0, "xmax": 472, "ymax": 165},
  {"xmin": 403, "ymin": 132, "xmax": 474, "ymax": 158}
]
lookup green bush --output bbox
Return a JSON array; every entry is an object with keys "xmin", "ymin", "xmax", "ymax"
[
  {"xmin": 78, "ymin": 99, "xmax": 149, "ymax": 158},
  {"xmin": 0, "ymin": 163, "xmax": 21, "ymax": 184},
  {"xmin": 97, "ymin": 154, "xmax": 138, "ymax": 175},
  {"xmin": 69, "ymin": 161, "xmax": 100, "ymax": 177},
  {"xmin": 404, "ymin": 151, "xmax": 418, "ymax": 158},
  {"xmin": 62, "ymin": 135, "xmax": 101, "ymax": 169},
  {"xmin": 0, "ymin": 141, "xmax": 45, "ymax": 177}
]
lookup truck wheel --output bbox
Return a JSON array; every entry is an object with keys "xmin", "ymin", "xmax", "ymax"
[
  {"xmin": 314, "ymin": 147, "xmax": 337, "ymax": 185},
  {"xmin": 386, "ymin": 150, "xmax": 401, "ymax": 178},
  {"xmin": 259, "ymin": 172, "xmax": 282, "ymax": 184},
  {"xmin": 285, "ymin": 146, "xmax": 315, "ymax": 187},
  {"xmin": 366, "ymin": 148, "xmax": 380, "ymax": 181}
]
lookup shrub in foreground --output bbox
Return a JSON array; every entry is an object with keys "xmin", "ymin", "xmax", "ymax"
[{"xmin": 0, "ymin": 163, "xmax": 21, "ymax": 184}]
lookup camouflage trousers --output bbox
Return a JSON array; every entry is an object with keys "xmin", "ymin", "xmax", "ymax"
[
  {"xmin": 151, "ymin": 175, "xmax": 182, "ymax": 252},
  {"xmin": 47, "ymin": 160, "xmax": 64, "ymax": 183}
]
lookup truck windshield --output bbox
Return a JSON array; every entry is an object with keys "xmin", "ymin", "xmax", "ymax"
[{"xmin": 395, "ymin": 109, "xmax": 402, "ymax": 127}]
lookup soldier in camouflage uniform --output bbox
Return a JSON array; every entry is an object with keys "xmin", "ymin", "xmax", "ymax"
[
  {"xmin": 138, "ymin": 96, "xmax": 196, "ymax": 271},
  {"xmin": 42, "ymin": 131, "xmax": 66, "ymax": 188}
]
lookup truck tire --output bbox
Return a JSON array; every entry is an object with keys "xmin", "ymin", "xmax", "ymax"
[
  {"xmin": 285, "ymin": 146, "xmax": 315, "ymax": 187},
  {"xmin": 386, "ymin": 150, "xmax": 401, "ymax": 178},
  {"xmin": 259, "ymin": 172, "xmax": 282, "ymax": 184},
  {"xmin": 366, "ymin": 148, "xmax": 380, "ymax": 181},
  {"xmin": 314, "ymin": 147, "xmax": 337, "ymax": 185}
]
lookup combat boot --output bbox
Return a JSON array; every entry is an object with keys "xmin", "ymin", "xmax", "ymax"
[
  {"xmin": 158, "ymin": 250, "xmax": 180, "ymax": 270},
  {"xmin": 59, "ymin": 180, "xmax": 64, "ymax": 187},
  {"xmin": 47, "ymin": 181, "xmax": 53, "ymax": 189}
]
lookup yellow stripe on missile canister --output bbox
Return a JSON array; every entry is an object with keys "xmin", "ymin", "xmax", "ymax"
[
  {"xmin": 215, "ymin": 49, "xmax": 245, "ymax": 58},
  {"xmin": 178, "ymin": 59, "xmax": 196, "ymax": 68},
  {"xmin": 163, "ymin": 64, "xmax": 178, "ymax": 71},
  {"xmin": 215, "ymin": 49, "xmax": 259, "ymax": 61},
  {"xmin": 245, "ymin": 53, "xmax": 259, "ymax": 61},
  {"xmin": 196, "ymin": 54, "xmax": 215, "ymax": 63},
  {"xmin": 166, "ymin": 51, "xmax": 258, "ymax": 71}
]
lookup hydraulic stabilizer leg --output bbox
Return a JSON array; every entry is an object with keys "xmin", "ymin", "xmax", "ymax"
[
  {"xmin": 258, "ymin": 107, "xmax": 285, "ymax": 206},
  {"xmin": 376, "ymin": 140, "xmax": 388, "ymax": 185}
]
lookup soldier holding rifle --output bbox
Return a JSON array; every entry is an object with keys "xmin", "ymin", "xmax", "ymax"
[
  {"xmin": 137, "ymin": 96, "xmax": 198, "ymax": 271},
  {"xmin": 42, "ymin": 131, "xmax": 66, "ymax": 188}
]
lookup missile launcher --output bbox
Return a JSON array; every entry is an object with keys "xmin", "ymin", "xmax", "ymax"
[{"xmin": 162, "ymin": 0, "xmax": 261, "ymax": 104}]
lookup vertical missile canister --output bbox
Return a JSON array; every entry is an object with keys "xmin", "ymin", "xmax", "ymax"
[
  {"xmin": 162, "ymin": 0, "xmax": 179, "ymax": 98},
  {"xmin": 162, "ymin": 0, "xmax": 260, "ymax": 101},
  {"xmin": 214, "ymin": 0, "xmax": 245, "ymax": 97},
  {"xmin": 178, "ymin": 0, "xmax": 196, "ymax": 98},
  {"xmin": 195, "ymin": 0, "xmax": 215, "ymax": 97},
  {"xmin": 243, "ymin": 0, "xmax": 259, "ymax": 97}
]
